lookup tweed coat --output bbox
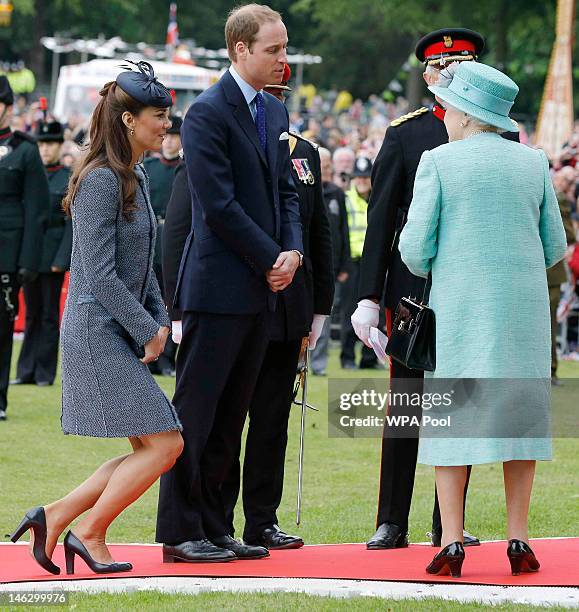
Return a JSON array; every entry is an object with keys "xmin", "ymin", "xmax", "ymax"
[
  {"xmin": 60, "ymin": 165, "xmax": 181, "ymax": 438},
  {"xmin": 399, "ymin": 133, "xmax": 567, "ymax": 465}
]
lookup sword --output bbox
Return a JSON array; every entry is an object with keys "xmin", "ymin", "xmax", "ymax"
[{"xmin": 294, "ymin": 336, "xmax": 317, "ymax": 526}]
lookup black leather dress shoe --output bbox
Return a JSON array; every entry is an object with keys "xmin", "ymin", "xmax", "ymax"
[
  {"xmin": 162, "ymin": 540, "xmax": 236, "ymax": 563},
  {"xmin": 211, "ymin": 535, "xmax": 269, "ymax": 559},
  {"xmin": 244, "ymin": 525, "xmax": 304, "ymax": 550},
  {"xmin": 366, "ymin": 522, "xmax": 408, "ymax": 549},
  {"xmin": 430, "ymin": 529, "xmax": 480, "ymax": 548}
]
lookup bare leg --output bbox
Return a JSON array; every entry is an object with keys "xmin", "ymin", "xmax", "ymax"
[
  {"xmin": 503, "ymin": 460, "xmax": 535, "ymax": 543},
  {"xmin": 31, "ymin": 449, "xmax": 135, "ymax": 560},
  {"xmin": 71, "ymin": 430, "xmax": 183, "ymax": 563},
  {"xmin": 435, "ymin": 466, "xmax": 468, "ymax": 548}
]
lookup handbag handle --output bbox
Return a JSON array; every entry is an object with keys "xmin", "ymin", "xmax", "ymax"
[
  {"xmin": 397, "ymin": 208, "xmax": 432, "ymax": 306},
  {"xmin": 421, "ymin": 273, "xmax": 432, "ymax": 305}
]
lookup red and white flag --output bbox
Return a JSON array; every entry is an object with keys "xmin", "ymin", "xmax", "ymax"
[{"xmin": 166, "ymin": 3, "xmax": 179, "ymax": 48}]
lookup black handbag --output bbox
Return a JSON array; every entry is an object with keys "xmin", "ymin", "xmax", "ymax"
[{"xmin": 385, "ymin": 275, "xmax": 436, "ymax": 371}]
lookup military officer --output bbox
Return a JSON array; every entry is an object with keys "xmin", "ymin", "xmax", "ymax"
[
  {"xmin": 350, "ymin": 28, "xmax": 522, "ymax": 549},
  {"xmin": 217, "ymin": 65, "xmax": 334, "ymax": 549},
  {"xmin": 14, "ymin": 121, "xmax": 71, "ymax": 387},
  {"xmin": 0, "ymin": 76, "xmax": 49, "ymax": 420},
  {"xmin": 143, "ymin": 115, "xmax": 182, "ymax": 376}
]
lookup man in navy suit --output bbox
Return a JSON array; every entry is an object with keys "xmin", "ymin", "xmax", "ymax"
[{"xmin": 156, "ymin": 4, "xmax": 303, "ymax": 563}]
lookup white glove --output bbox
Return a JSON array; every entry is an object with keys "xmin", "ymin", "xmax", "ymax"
[
  {"xmin": 351, "ymin": 299, "xmax": 380, "ymax": 348},
  {"xmin": 308, "ymin": 314, "xmax": 328, "ymax": 350},
  {"xmin": 172, "ymin": 320, "xmax": 182, "ymax": 344}
]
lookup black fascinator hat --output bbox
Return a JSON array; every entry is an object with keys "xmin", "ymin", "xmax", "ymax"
[{"xmin": 116, "ymin": 60, "xmax": 173, "ymax": 108}]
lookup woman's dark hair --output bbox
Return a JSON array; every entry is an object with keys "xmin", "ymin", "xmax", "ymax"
[{"xmin": 63, "ymin": 81, "xmax": 147, "ymax": 219}]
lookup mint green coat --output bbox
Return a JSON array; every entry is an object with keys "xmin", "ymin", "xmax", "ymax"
[{"xmin": 399, "ymin": 133, "xmax": 567, "ymax": 465}]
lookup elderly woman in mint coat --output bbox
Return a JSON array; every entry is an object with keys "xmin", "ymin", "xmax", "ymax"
[{"xmin": 399, "ymin": 62, "xmax": 566, "ymax": 578}]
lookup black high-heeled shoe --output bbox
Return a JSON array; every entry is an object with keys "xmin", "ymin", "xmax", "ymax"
[
  {"xmin": 426, "ymin": 541, "xmax": 465, "ymax": 578},
  {"xmin": 63, "ymin": 531, "xmax": 132, "ymax": 575},
  {"xmin": 507, "ymin": 539, "xmax": 540, "ymax": 575},
  {"xmin": 7, "ymin": 506, "xmax": 60, "ymax": 575}
]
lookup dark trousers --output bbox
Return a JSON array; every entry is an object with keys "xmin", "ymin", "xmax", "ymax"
[
  {"xmin": 549, "ymin": 284, "xmax": 560, "ymax": 377},
  {"xmin": 148, "ymin": 264, "xmax": 177, "ymax": 375},
  {"xmin": 16, "ymin": 272, "xmax": 64, "ymax": 384},
  {"xmin": 0, "ymin": 273, "xmax": 20, "ymax": 413},
  {"xmin": 222, "ymin": 337, "xmax": 302, "ymax": 539},
  {"xmin": 156, "ymin": 309, "xmax": 271, "ymax": 543},
  {"xmin": 340, "ymin": 260, "xmax": 377, "ymax": 367},
  {"xmin": 376, "ymin": 308, "xmax": 471, "ymax": 534}
]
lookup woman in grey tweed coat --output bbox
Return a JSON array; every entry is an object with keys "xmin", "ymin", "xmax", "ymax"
[{"xmin": 9, "ymin": 63, "xmax": 183, "ymax": 576}]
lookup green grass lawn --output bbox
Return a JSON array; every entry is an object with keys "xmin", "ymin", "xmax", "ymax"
[
  {"xmin": 1, "ymin": 340, "xmax": 578, "ymax": 610},
  {"xmin": 3, "ymin": 592, "xmax": 572, "ymax": 612}
]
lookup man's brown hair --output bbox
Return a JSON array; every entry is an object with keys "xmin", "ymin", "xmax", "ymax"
[{"xmin": 225, "ymin": 4, "xmax": 282, "ymax": 62}]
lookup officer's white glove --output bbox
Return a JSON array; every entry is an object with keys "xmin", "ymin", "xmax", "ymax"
[
  {"xmin": 351, "ymin": 299, "xmax": 380, "ymax": 348},
  {"xmin": 172, "ymin": 320, "xmax": 182, "ymax": 344},
  {"xmin": 308, "ymin": 314, "xmax": 327, "ymax": 350}
]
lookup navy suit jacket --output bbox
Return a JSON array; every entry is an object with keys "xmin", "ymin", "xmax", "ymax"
[{"xmin": 175, "ymin": 70, "xmax": 303, "ymax": 314}]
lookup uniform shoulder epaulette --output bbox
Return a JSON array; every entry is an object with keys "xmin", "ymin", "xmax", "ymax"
[
  {"xmin": 390, "ymin": 107, "xmax": 429, "ymax": 127},
  {"xmin": 12, "ymin": 130, "xmax": 36, "ymax": 144},
  {"xmin": 289, "ymin": 131, "xmax": 319, "ymax": 150}
]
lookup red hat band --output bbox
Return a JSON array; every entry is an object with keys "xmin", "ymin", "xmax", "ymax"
[{"xmin": 424, "ymin": 39, "xmax": 476, "ymax": 60}]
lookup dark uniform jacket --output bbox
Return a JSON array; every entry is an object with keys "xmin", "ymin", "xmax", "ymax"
[
  {"xmin": 40, "ymin": 163, "xmax": 72, "ymax": 272},
  {"xmin": 323, "ymin": 181, "xmax": 350, "ymax": 277},
  {"xmin": 269, "ymin": 133, "xmax": 334, "ymax": 341},
  {"xmin": 162, "ymin": 161, "xmax": 190, "ymax": 321},
  {"xmin": 143, "ymin": 155, "xmax": 180, "ymax": 267},
  {"xmin": 358, "ymin": 106, "xmax": 519, "ymax": 311},
  {"xmin": 0, "ymin": 128, "xmax": 49, "ymax": 272},
  {"xmin": 162, "ymin": 135, "xmax": 334, "ymax": 341}
]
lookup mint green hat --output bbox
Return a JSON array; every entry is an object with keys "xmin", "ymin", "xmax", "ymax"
[{"xmin": 429, "ymin": 61, "xmax": 519, "ymax": 132}]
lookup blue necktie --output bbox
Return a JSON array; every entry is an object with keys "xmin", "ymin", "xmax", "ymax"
[{"xmin": 254, "ymin": 92, "xmax": 267, "ymax": 154}]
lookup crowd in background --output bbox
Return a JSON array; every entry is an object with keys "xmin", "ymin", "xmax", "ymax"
[{"xmin": 7, "ymin": 84, "xmax": 579, "ymax": 369}]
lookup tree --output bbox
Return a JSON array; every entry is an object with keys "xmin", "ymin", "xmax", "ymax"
[
  {"xmin": 0, "ymin": 0, "xmax": 575, "ymax": 117},
  {"xmin": 292, "ymin": 0, "xmax": 572, "ymax": 117}
]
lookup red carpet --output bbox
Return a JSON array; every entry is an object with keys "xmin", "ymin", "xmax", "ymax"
[{"xmin": 1, "ymin": 539, "xmax": 578, "ymax": 586}]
